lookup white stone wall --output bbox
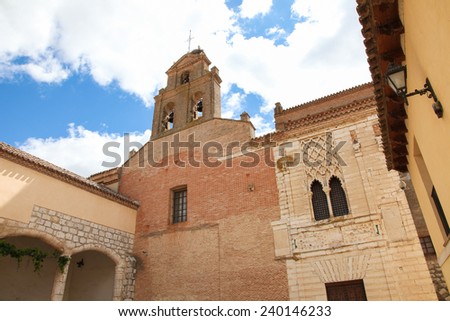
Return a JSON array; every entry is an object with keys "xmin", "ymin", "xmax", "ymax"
[{"xmin": 272, "ymin": 115, "xmax": 437, "ymax": 300}]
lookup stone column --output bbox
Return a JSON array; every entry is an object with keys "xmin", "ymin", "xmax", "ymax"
[{"xmin": 50, "ymin": 254, "xmax": 70, "ymax": 300}]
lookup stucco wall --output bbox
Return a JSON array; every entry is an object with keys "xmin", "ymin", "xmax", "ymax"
[
  {"xmin": 0, "ymin": 158, "xmax": 136, "ymax": 234},
  {"xmin": 402, "ymin": 0, "xmax": 450, "ymax": 285}
]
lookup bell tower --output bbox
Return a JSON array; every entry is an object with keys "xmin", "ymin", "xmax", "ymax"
[{"xmin": 151, "ymin": 49, "xmax": 222, "ymax": 140}]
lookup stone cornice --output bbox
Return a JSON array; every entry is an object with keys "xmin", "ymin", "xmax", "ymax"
[
  {"xmin": 279, "ymin": 83, "xmax": 373, "ymax": 116},
  {"xmin": 253, "ymin": 93, "xmax": 377, "ymax": 143}
]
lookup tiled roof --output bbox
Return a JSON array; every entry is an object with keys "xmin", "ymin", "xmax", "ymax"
[
  {"xmin": 279, "ymin": 83, "xmax": 374, "ymax": 115},
  {"xmin": 253, "ymin": 83, "xmax": 377, "ymax": 143},
  {"xmin": 0, "ymin": 142, "xmax": 139, "ymax": 209},
  {"xmin": 281, "ymin": 97, "xmax": 376, "ymax": 132}
]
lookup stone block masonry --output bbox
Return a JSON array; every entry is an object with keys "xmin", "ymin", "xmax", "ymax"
[{"xmin": 29, "ymin": 206, "xmax": 134, "ymax": 255}]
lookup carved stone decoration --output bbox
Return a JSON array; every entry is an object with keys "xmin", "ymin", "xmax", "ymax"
[
  {"xmin": 350, "ymin": 130, "xmax": 362, "ymax": 154},
  {"xmin": 311, "ymin": 254, "xmax": 371, "ymax": 283},
  {"xmin": 301, "ymin": 133, "xmax": 343, "ymax": 186}
]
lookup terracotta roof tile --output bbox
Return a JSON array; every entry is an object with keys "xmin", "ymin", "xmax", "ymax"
[{"xmin": 0, "ymin": 142, "xmax": 139, "ymax": 209}]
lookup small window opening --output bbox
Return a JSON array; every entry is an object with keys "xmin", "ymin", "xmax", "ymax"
[
  {"xmin": 181, "ymin": 71, "xmax": 190, "ymax": 84},
  {"xmin": 172, "ymin": 188, "xmax": 187, "ymax": 224},
  {"xmin": 194, "ymin": 98, "xmax": 203, "ymax": 119},
  {"xmin": 162, "ymin": 110, "xmax": 174, "ymax": 131}
]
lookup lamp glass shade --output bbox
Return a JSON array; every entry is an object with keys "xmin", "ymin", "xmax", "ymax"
[{"xmin": 386, "ymin": 65, "xmax": 406, "ymax": 96}]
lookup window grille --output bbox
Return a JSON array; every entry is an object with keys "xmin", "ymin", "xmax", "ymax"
[
  {"xmin": 329, "ymin": 176, "xmax": 349, "ymax": 217},
  {"xmin": 311, "ymin": 180, "xmax": 330, "ymax": 221},
  {"xmin": 431, "ymin": 186, "xmax": 450, "ymax": 237},
  {"xmin": 172, "ymin": 188, "xmax": 187, "ymax": 223},
  {"xmin": 419, "ymin": 236, "xmax": 436, "ymax": 255}
]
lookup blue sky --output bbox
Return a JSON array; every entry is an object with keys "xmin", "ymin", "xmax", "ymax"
[{"xmin": 0, "ymin": 0, "xmax": 371, "ymax": 176}]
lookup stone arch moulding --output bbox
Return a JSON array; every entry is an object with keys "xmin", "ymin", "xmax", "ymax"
[
  {"xmin": 0, "ymin": 227, "xmax": 66, "ymax": 254},
  {"xmin": 66, "ymin": 244, "xmax": 132, "ymax": 301},
  {"xmin": 68, "ymin": 244, "xmax": 124, "ymax": 266}
]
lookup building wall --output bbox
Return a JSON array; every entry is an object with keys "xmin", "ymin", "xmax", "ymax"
[
  {"xmin": 0, "ymin": 157, "xmax": 137, "ymax": 300},
  {"xmin": 120, "ymin": 120, "xmax": 289, "ymax": 300},
  {"xmin": 400, "ymin": 0, "xmax": 450, "ymax": 285},
  {"xmin": 271, "ymin": 89, "xmax": 437, "ymax": 300},
  {"xmin": 0, "ymin": 158, "xmax": 136, "ymax": 233}
]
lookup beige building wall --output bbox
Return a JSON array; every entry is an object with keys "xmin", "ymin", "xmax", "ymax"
[
  {"xmin": 0, "ymin": 147, "xmax": 138, "ymax": 300},
  {"xmin": 399, "ymin": 0, "xmax": 450, "ymax": 286},
  {"xmin": 271, "ymin": 88, "xmax": 437, "ymax": 300},
  {"xmin": 0, "ymin": 158, "xmax": 136, "ymax": 233}
]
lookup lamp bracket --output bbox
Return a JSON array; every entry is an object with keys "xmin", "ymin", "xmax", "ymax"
[
  {"xmin": 404, "ymin": 78, "xmax": 443, "ymax": 118},
  {"xmin": 405, "ymin": 78, "xmax": 438, "ymax": 102}
]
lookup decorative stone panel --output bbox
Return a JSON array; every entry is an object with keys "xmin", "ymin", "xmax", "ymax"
[
  {"xmin": 311, "ymin": 254, "xmax": 371, "ymax": 283},
  {"xmin": 292, "ymin": 214, "xmax": 383, "ymax": 255}
]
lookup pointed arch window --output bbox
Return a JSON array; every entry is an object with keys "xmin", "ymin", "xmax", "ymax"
[
  {"xmin": 329, "ymin": 176, "xmax": 349, "ymax": 217},
  {"xmin": 311, "ymin": 180, "xmax": 330, "ymax": 221}
]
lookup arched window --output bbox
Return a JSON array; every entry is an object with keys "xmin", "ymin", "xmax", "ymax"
[
  {"xmin": 181, "ymin": 71, "xmax": 190, "ymax": 84},
  {"xmin": 329, "ymin": 176, "xmax": 349, "ymax": 217},
  {"xmin": 191, "ymin": 92, "xmax": 204, "ymax": 120},
  {"xmin": 311, "ymin": 180, "xmax": 330, "ymax": 221},
  {"xmin": 162, "ymin": 103, "xmax": 175, "ymax": 131}
]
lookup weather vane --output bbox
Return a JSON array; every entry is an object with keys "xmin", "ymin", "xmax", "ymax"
[{"xmin": 187, "ymin": 30, "xmax": 194, "ymax": 53}]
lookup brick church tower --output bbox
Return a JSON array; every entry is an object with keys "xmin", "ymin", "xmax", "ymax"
[
  {"xmin": 151, "ymin": 49, "xmax": 222, "ymax": 140},
  {"xmin": 118, "ymin": 50, "xmax": 289, "ymax": 300}
]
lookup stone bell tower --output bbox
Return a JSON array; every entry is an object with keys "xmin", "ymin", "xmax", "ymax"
[{"xmin": 150, "ymin": 48, "xmax": 222, "ymax": 140}]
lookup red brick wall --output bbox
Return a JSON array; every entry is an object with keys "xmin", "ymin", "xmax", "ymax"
[{"xmin": 120, "ymin": 143, "xmax": 289, "ymax": 300}]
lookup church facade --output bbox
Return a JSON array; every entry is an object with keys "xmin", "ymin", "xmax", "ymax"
[
  {"xmin": 0, "ymin": 49, "xmax": 443, "ymax": 300},
  {"xmin": 268, "ymin": 84, "xmax": 436, "ymax": 300}
]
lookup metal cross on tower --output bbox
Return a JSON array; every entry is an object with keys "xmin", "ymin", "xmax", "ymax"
[{"xmin": 187, "ymin": 30, "xmax": 194, "ymax": 52}]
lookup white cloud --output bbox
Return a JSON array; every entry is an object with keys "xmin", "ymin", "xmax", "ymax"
[
  {"xmin": 23, "ymin": 54, "xmax": 69, "ymax": 83},
  {"xmin": 0, "ymin": 0, "xmax": 237, "ymax": 106},
  {"xmin": 216, "ymin": 0, "xmax": 370, "ymax": 113},
  {"xmin": 1, "ymin": 0, "xmax": 370, "ymax": 122},
  {"xmin": 222, "ymin": 91, "xmax": 246, "ymax": 119},
  {"xmin": 239, "ymin": 0, "xmax": 273, "ymax": 19},
  {"xmin": 266, "ymin": 26, "xmax": 286, "ymax": 38},
  {"xmin": 251, "ymin": 114, "xmax": 274, "ymax": 137},
  {"xmin": 17, "ymin": 123, "xmax": 151, "ymax": 177}
]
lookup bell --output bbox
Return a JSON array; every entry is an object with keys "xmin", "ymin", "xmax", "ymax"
[
  {"xmin": 167, "ymin": 112, "xmax": 174, "ymax": 123},
  {"xmin": 196, "ymin": 100, "xmax": 203, "ymax": 113}
]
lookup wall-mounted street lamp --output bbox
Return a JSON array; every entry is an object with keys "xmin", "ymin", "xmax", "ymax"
[{"xmin": 385, "ymin": 64, "xmax": 443, "ymax": 118}]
